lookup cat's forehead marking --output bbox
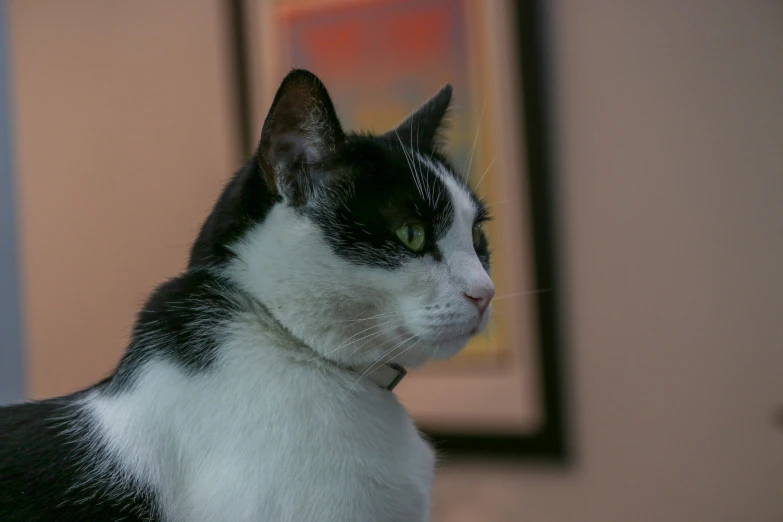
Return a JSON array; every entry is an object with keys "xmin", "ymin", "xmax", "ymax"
[{"xmin": 415, "ymin": 154, "xmax": 477, "ymax": 227}]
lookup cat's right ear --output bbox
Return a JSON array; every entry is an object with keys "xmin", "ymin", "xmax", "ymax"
[
  {"xmin": 382, "ymin": 84, "xmax": 452, "ymax": 154},
  {"xmin": 257, "ymin": 69, "xmax": 346, "ymax": 205}
]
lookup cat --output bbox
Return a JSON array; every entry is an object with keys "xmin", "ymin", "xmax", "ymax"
[{"xmin": 0, "ymin": 69, "xmax": 494, "ymax": 521}]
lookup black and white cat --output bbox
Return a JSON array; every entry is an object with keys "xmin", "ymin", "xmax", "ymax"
[{"xmin": 0, "ymin": 70, "xmax": 494, "ymax": 521}]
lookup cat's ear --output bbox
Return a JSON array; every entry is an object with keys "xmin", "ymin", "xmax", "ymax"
[
  {"xmin": 383, "ymin": 84, "xmax": 452, "ymax": 153},
  {"xmin": 257, "ymin": 69, "xmax": 345, "ymax": 204}
]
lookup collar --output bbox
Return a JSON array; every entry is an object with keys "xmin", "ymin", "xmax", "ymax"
[
  {"xmin": 253, "ymin": 301, "xmax": 407, "ymax": 391},
  {"xmin": 349, "ymin": 363, "xmax": 407, "ymax": 391}
]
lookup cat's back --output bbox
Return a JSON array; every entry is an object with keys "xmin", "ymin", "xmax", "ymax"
[{"xmin": 0, "ymin": 396, "xmax": 159, "ymax": 522}]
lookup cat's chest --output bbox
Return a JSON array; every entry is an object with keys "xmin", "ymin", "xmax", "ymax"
[
  {"xmin": 186, "ymin": 381, "xmax": 432, "ymax": 520},
  {"xmin": 175, "ymin": 408, "xmax": 434, "ymax": 521},
  {"xmin": 92, "ymin": 356, "xmax": 434, "ymax": 521}
]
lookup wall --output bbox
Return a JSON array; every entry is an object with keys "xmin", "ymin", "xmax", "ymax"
[
  {"xmin": 0, "ymin": 0, "xmax": 24, "ymax": 405},
  {"xmin": 8, "ymin": 0, "xmax": 237, "ymax": 398},
  {"xmin": 436, "ymin": 1, "xmax": 783, "ymax": 521}
]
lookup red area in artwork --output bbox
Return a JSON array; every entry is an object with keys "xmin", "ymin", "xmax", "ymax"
[
  {"xmin": 383, "ymin": 6, "xmax": 451, "ymax": 72},
  {"xmin": 298, "ymin": 17, "xmax": 364, "ymax": 75},
  {"xmin": 288, "ymin": 0, "xmax": 455, "ymax": 80}
]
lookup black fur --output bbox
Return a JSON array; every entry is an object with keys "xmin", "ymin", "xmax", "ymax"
[
  {"xmin": 106, "ymin": 269, "xmax": 245, "ymax": 394},
  {"xmin": 189, "ymin": 156, "xmax": 279, "ymax": 270},
  {"xmin": 0, "ymin": 69, "xmax": 489, "ymax": 520},
  {"xmin": 0, "ymin": 397, "xmax": 157, "ymax": 521}
]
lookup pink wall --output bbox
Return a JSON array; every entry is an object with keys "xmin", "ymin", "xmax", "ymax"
[
  {"xmin": 9, "ymin": 0, "xmax": 237, "ymax": 398},
  {"xmin": 434, "ymin": 1, "xmax": 783, "ymax": 520}
]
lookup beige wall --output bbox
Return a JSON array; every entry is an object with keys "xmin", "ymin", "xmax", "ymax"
[
  {"xmin": 435, "ymin": 1, "xmax": 783, "ymax": 521},
  {"xmin": 9, "ymin": 0, "xmax": 237, "ymax": 398}
]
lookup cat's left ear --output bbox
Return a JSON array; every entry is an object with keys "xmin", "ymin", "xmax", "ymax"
[
  {"xmin": 257, "ymin": 69, "xmax": 346, "ymax": 205},
  {"xmin": 383, "ymin": 84, "xmax": 452, "ymax": 153}
]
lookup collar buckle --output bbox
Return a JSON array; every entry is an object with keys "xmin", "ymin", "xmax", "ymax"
[{"xmin": 362, "ymin": 363, "xmax": 407, "ymax": 391}]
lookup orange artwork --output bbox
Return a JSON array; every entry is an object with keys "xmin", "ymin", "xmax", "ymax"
[{"xmin": 270, "ymin": 0, "xmax": 508, "ymax": 365}]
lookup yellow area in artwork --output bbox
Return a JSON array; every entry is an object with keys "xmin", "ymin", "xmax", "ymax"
[
  {"xmin": 449, "ymin": 212, "xmax": 511, "ymax": 365},
  {"xmin": 351, "ymin": 100, "xmax": 511, "ymax": 367},
  {"xmin": 352, "ymin": 102, "xmax": 511, "ymax": 366}
]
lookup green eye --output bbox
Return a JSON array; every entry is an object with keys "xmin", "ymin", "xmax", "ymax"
[
  {"xmin": 472, "ymin": 223, "xmax": 482, "ymax": 247},
  {"xmin": 396, "ymin": 223, "xmax": 426, "ymax": 252}
]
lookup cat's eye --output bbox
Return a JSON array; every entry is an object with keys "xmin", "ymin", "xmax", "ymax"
[
  {"xmin": 396, "ymin": 223, "xmax": 426, "ymax": 252},
  {"xmin": 472, "ymin": 223, "xmax": 483, "ymax": 247}
]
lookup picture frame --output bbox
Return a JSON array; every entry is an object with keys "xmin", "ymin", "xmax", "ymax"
[{"xmin": 231, "ymin": 0, "xmax": 568, "ymax": 460}]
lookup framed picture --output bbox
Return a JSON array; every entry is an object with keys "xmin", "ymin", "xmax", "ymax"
[{"xmin": 236, "ymin": 0, "xmax": 567, "ymax": 459}]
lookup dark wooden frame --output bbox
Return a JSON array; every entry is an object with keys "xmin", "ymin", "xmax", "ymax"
[{"xmin": 225, "ymin": 0, "xmax": 570, "ymax": 463}]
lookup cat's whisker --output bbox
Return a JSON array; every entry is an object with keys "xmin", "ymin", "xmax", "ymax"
[
  {"xmin": 284, "ymin": 303, "xmax": 482, "ymax": 326},
  {"xmin": 301, "ymin": 321, "xmax": 403, "ymax": 364},
  {"xmin": 410, "ymin": 119, "xmax": 428, "ymax": 203},
  {"xmin": 483, "ymin": 323, "xmax": 493, "ymax": 354},
  {"xmin": 395, "ymin": 130, "xmax": 425, "ymax": 199},
  {"xmin": 346, "ymin": 332, "xmax": 427, "ymax": 398},
  {"xmin": 484, "ymin": 199, "xmax": 507, "ymax": 209},
  {"xmin": 266, "ymin": 307, "xmax": 402, "ymax": 325},
  {"xmin": 335, "ymin": 318, "xmax": 404, "ymax": 348},
  {"xmin": 415, "ymin": 118, "xmax": 425, "ymax": 201},
  {"xmin": 349, "ymin": 312, "xmax": 471, "ymax": 389},
  {"xmin": 473, "ymin": 155, "xmax": 496, "ymax": 192},
  {"xmin": 415, "ymin": 119, "xmax": 433, "ymax": 204},
  {"xmin": 482, "ymin": 319, "xmax": 503, "ymax": 360},
  {"xmin": 463, "ymin": 96, "xmax": 486, "ymax": 182},
  {"xmin": 384, "ymin": 332, "xmax": 427, "ymax": 371},
  {"xmin": 328, "ymin": 310, "xmax": 402, "ymax": 324},
  {"xmin": 306, "ymin": 319, "xmax": 407, "ymax": 364},
  {"xmin": 344, "ymin": 314, "xmax": 456, "ymax": 362},
  {"xmin": 492, "ymin": 289, "xmax": 550, "ymax": 301},
  {"xmin": 426, "ymin": 325, "xmax": 448, "ymax": 361},
  {"xmin": 342, "ymin": 334, "xmax": 416, "ymax": 399},
  {"xmin": 344, "ymin": 321, "xmax": 411, "ymax": 360}
]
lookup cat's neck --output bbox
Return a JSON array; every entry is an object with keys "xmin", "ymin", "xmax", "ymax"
[{"xmin": 234, "ymin": 289, "xmax": 407, "ymax": 391}]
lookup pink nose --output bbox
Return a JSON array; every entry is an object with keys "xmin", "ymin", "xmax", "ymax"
[{"xmin": 464, "ymin": 285, "xmax": 495, "ymax": 315}]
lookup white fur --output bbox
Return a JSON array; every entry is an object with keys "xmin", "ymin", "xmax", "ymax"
[
  {"xmin": 86, "ymin": 315, "xmax": 433, "ymax": 521},
  {"xmin": 85, "ymin": 158, "xmax": 493, "ymax": 521}
]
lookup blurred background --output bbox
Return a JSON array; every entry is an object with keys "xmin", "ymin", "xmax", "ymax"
[{"xmin": 1, "ymin": 1, "xmax": 782, "ymax": 521}]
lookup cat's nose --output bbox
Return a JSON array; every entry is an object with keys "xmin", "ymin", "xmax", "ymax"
[{"xmin": 464, "ymin": 284, "xmax": 495, "ymax": 315}]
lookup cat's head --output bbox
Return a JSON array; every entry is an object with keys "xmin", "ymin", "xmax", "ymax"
[{"xmin": 210, "ymin": 70, "xmax": 494, "ymax": 368}]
